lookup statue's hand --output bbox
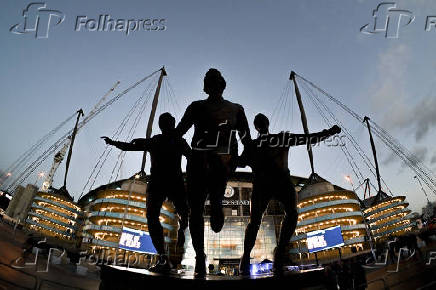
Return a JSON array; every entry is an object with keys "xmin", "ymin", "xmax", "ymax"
[
  {"xmin": 101, "ymin": 136, "xmax": 113, "ymax": 145},
  {"xmin": 330, "ymin": 125, "xmax": 341, "ymax": 135}
]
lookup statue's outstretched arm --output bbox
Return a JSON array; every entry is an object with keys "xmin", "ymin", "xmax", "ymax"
[
  {"xmin": 285, "ymin": 125, "xmax": 341, "ymax": 147},
  {"xmin": 101, "ymin": 136, "xmax": 151, "ymax": 151}
]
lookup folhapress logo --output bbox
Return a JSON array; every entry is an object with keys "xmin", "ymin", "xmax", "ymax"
[
  {"xmin": 361, "ymin": 2, "xmax": 414, "ymax": 38},
  {"xmin": 10, "ymin": 2, "xmax": 65, "ymax": 39}
]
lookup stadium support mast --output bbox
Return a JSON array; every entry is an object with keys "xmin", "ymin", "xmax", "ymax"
[
  {"xmin": 41, "ymin": 81, "xmax": 120, "ymax": 191},
  {"xmin": 363, "ymin": 116, "xmax": 382, "ymax": 194},
  {"xmin": 290, "ymin": 71, "xmax": 315, "ymax": 175},
  {"xmin": 140, "ymin": 67, "xmax": 167, "ymax": 175}
]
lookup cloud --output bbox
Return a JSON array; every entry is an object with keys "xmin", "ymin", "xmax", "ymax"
[
  {"xmin": 403, "ymin": 146, "xmax": 429, "ymax": 174},
  {"xmin": 411, "ymin": 97, "xmax": 436, "ymax": 141},
  {"xmin": 431, "ymin": 154, "xmax": 436, "ymax": 165},
  {"xmin": 411, "ymin": 146, "xmax": 428, "ymax": 163},
  {"xmin": 382, "ymin": 151, "xmax": 397, "ymax": 166},
  {"xmin": 370, "ymin": 45, "xmax": 436, "ymax": 142},
  {"xmin": 381, "ymin": 146, "xmax": 429, "ymax": 168},
  {"xmin": 370, "ymin": 44, "xmax": 410, "ymax": 128},
  {"xmin": 397, "ymin": 0, "xmax": 436, "ymax": 14}
]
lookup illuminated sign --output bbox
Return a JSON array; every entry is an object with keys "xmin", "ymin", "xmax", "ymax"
[
  {"xmin": 306, "ymin": 226, "xmax": 344, "ymax": 253},
  {"xmin": 222, "ymin": 200, "xmax": 250, "ymax": 206},
  {"xmin": 205, "ymin": 200, "xmax": 250, "ymax": 206},
  {"xmin": 250, "ymin": 262, "xmax": 273, "ymax": 275},
  {"xmin": 118, "ymin": 227, "xmax": 157, "ymax": 254},
  {"xmin": 224, "ymin": 185, "xmax": 234, "ymax": 198}
]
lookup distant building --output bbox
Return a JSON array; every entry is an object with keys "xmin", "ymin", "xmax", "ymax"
[
  {"xmin": 6, "ymin": 184, "xmax": 38, "ymax": 221},
  {"xmin": 26, "ymin": 187, "xmax": 82, "ymax": 240},
  {"xmin": 77, "ymin": 172, "xmax": 305, "ymax": 272},
  {"xmin": 182, "ymin": 173, "xmax": 369, "ymax": 272},
  {"xmin": 11, "ymin": 171, "xmax": 417, "ymax": 273},
  {"xmin": 289, "ymin": 174, "xmax": 368, "ymax": 265},
  {"xmin": 181, "ymin": 172, "xmax": 307, "ymax": 273},
  {"xmin": 362, "ymin": 191, "xmax": 413, "ymax": 241},
  {"xmin": 78, "ymin": 178, "xmax": 179, "ymax": 267}
]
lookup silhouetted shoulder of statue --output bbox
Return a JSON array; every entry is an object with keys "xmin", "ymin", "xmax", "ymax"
[
  {"xmin": 102, "ymin": 112, "xmax": 189, "ymax": 274},
  {"xmin": 238, "ymin": 113, "xmax": 341, "ymax": 276}
]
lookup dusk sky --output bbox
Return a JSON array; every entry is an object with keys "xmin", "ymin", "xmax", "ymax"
[{"xmin": 1, "ymin": 0, "xmax": 436, "ymax": 212}]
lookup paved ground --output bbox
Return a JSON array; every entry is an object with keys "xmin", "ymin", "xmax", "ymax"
[
  {"xmin": 365, "ymin": 243, "xmax": 436, "ymax": 290},
  {"xmin": 0, "ymin": 221, "xmax": 100, "ymax": 290}
]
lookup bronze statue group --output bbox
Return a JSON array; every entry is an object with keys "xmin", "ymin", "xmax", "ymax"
[{"xmin": 102, "ymin": 68, "xmax": 341, "ymax": 278}]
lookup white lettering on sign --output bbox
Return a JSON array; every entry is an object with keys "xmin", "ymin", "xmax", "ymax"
[
  {"xmin": 307, "ymin": 235, "xmax": 327, "ymax": 250},
  {"xmin": 221, "ymin": 200, "xmax": 250, "ymax": 206},
  {"xmin": 119, "ymin": 232, "xmax": 140, "ymax": 249}
]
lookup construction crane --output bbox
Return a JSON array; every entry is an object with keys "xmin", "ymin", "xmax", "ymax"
[{"xmin": 40, "ymin": 81, "xmax": 120, "ymax": 191}]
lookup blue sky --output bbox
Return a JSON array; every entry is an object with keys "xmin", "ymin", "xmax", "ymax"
[{"xmin": 1, "ymin": 0, "xmax": 436, "ymax": 212}]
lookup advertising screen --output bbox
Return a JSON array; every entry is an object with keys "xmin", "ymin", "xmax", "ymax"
[
  {"xmin": 118, "ymin": 227, "xmax": 157, "ymax": 254},
  {"xmin": 306, "ymin": 226, "xmax": 344, "ymax": 253}
]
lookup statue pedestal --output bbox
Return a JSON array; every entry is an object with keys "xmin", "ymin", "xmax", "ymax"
[{"xmin": 99, "ymin": 265, "xmax": 327, "ymax": 290}]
